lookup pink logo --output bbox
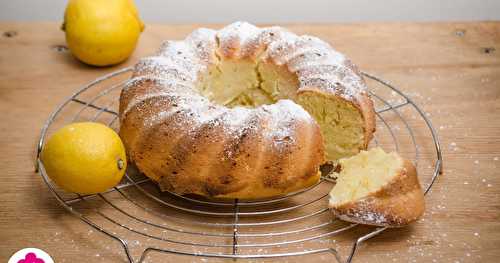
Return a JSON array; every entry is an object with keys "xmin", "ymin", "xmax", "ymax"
[
  {"xmin": 8, "ymin": 248, "xmax": 53, "ymax": 263},
  {"xmin": 17, "ymin": 252, "xmax": 45, "ymax": 263}
]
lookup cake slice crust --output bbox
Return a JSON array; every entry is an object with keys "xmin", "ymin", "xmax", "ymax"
[{"xmin": 329, "ymin": 147, "xmax": 425, "ymax": 227}]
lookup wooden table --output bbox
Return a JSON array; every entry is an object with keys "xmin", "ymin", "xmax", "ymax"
[{"xmin": 0, "ymin": 22, "xmax": 499, "ymax": 263}]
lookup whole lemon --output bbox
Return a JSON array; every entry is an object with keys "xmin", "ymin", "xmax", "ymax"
[
  {"xmin": 41, "ymin": 122, "xmax": 127, "ymax": 194},
  {"xmin": 62, "ymin": 0, "xmax": 145, "ymax": 66}
]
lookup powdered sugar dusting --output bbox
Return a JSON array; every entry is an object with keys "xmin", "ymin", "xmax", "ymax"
[
  {"xmin": 216, "ymin": 21, "xmax": 262, "ymax": 58},
  {"xmin": 136, "ymin": 93, "xmax": 211, "ymax": 130},
  {"xmin": 185, "ymin": 28, "xmax": 218, "ymax": 64},
  {"xmin": 219, "ymin": 107, "xmax": 252, "ymax": 134},
  {"xmin": 153, "ymin": 41, "xmax": 208, "ymax": 81},
  {"xmin": 123, "ymin": 91, "xmax": 173, "ymax": 117},
  {"xmin": 134, "ymin": 56, "xmax": 199, "ymax": 82},
  {"xmin": 122, "ymin": 75, "xmax": 193, "ymax": 94},
  {"xmin": 262, "ymin": 31, "xmax": 367, "ymax": 100},
  {"xmin": 353, "ymin": 211, "xmax": 387, "ymax": 225},
  {"xmin": 259, "ymin": 100, "xmax": 314, "ymax": 147},
  {"xmin": 265, "ymin": 31, "xmax": 300, "ymax": 65}
]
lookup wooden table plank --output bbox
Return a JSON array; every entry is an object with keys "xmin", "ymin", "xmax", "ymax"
[{"xmin": 0, "ymin": 22, "xmax": 499, "ymax": 263}]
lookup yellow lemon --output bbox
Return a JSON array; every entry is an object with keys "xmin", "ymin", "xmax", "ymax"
[
  {"xmin": 62, "ymin": 0, "xmax": 145, "ymax": 66},
  {"xmin": 41, "ymin": 122, "xmax": 127, "ymax": 194}
]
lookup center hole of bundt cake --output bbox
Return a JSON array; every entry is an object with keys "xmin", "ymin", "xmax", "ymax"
[{"xmin": 197, "ymin": 58, "xmax": 299, "ymax": 108}]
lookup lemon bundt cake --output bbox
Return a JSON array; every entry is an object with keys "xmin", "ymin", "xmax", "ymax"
[
  {"xmin": 119, "ymin": 22, "xmax": 375, "ymax": 199},
  {"xmin": 329, "ymin": 148, "xmax": 425, "ymax": 227}
]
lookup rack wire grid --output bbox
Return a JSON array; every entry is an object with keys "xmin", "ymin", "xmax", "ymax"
[{"xmin": 35, "ymin": 67, "xmax": 442, "ymax": 263}]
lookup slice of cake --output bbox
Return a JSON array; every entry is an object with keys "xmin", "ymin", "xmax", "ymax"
[{"xmin": 328, "ymin": 147, "xmax": 425, "ymax": 227}]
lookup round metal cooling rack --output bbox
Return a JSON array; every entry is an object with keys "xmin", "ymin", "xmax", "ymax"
[{"xmin": 35, "ymin": 67, "xmax": 442, "ymax": 263}]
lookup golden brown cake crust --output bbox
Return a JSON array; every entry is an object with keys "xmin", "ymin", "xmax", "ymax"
[
  {"xmin": 356, "ymin": 92, "xmax": 376, "ymax": 148},
  {"xmin": 329, "ymin": 160, "xmax": 425, "ymax": 227}
]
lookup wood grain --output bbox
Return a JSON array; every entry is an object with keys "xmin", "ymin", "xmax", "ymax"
[{"xmin": 0, "ymin": 21, "xmax": 499, "ymax": 262}]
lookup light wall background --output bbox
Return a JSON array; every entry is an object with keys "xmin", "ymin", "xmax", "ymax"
[{"xmin": 0, "ymin": 0, "xmax": 499, "ymax": 23}]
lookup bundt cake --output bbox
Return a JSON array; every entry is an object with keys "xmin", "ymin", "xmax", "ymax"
[
  {"xmin": 329, "ymin": 147, "xmax": 425, "ymax": 227},
  {"xmin": 119, "ymin": 22, "xmax": 375, "ymax": 199}
]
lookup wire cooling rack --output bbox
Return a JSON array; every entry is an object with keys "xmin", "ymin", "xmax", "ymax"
[{"xmin": 35, "ymin": 67, "xmax": 442, "ymax": 263}]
